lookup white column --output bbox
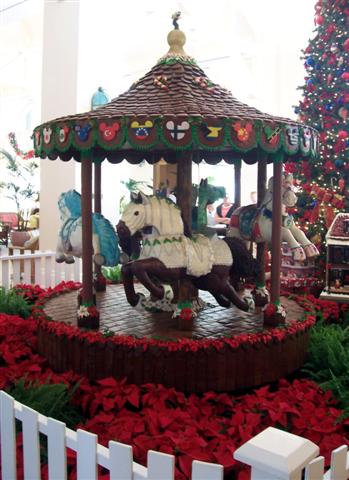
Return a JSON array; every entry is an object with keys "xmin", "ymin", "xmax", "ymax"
[{"xmin": 40, "ymin": 0, "xmax": 80, "ymax": 251}]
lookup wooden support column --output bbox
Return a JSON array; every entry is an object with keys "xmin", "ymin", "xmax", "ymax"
[
  {"xmin": 80, "ymin": 154, "xmax": 94, "ymax": 304},
  {"xmin": 234, "ymin": 160, "xmax": 241, "ymax": 209},
  {"xmin": 94, "ymin": 161, "xmax": 102, "ymax": 214},
  {"xmin": 270, "ymin": 158, "xmax": 283, "ymax": 305},
  {"xmin": 256, "ymin": 155, "xmax": 267, "ymax": 289},
  {"xmin": 93, "ymin": 161, "xmax": 104, "ymax": 291},
  {"xmin": 176, "ymin": 153, "xmax": 193, "ymax": 236}
]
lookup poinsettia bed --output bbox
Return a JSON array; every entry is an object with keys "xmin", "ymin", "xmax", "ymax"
[{"xmin": 0, "ymin": 282, "xmax": 348, "ymax": 478}]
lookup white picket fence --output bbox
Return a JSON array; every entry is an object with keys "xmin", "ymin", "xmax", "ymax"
[
  {"xmin": 0, "ymin": 391, "xmax": 223, "ymax": 480},
  {"xmin": 0, "ymin": 250, "xmax": 81, "ymax": 289}
]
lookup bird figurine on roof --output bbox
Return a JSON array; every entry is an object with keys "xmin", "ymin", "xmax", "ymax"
[{"xmin": 172, "ymin": 11, "xmax": 181, "ymax": 30}]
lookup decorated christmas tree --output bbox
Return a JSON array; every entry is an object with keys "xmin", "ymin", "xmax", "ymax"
[{"xmin": 288, "ymin": 0, "xmax": 349, "ymax": 266}]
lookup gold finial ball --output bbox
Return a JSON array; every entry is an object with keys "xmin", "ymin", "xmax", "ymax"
[{"xmin": 167, "ymin": 29, "xmax": 186, "ymax": 54}]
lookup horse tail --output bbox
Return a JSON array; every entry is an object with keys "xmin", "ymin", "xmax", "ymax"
[
  {"xmin": 223, "ymin": 237, "xmax": 259, "ymax": 282},
  {"xmin": 93, "ymin": 214, "xmax": 120, "ymax": 266}
]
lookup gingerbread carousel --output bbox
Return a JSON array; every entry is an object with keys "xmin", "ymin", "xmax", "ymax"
[{"xmin": 33, "ymin": 14, "xmax": 319, "ymax": 392}]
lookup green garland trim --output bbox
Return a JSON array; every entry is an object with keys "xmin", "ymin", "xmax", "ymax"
[{"xmin": 157, "ymin": 56, "xmax": 197, "ymax": 66}]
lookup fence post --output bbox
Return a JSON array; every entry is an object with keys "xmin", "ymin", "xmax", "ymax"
[
  {"xmin": 76, "ymin": 429, "xmax": 98, "ymax": 480},
  {"xmin": 147, "ymin": 450, "xmax": 175, "ymax": 480},
  {"xmin": 234, "ymin": 427, "xmax": 319, "ymax": 480},
  {"xmin": 192, "ymin": 460, "xmax": 224, "ymax": 480},
  {"xmin": 0, "ymin": 391, "xmax": 17, "ymax": 479}
]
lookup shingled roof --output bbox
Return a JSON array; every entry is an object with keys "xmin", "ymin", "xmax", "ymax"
[{"xmin": 33, "ymin": 20, "xmax": 319, "ymax": 163}]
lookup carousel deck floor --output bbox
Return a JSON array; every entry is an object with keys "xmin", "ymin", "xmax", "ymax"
[{"xmin": 44, "ymin": 284, "xmax": 304, "ymax": 339}]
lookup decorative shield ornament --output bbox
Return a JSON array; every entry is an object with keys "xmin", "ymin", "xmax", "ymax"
[
  {"xmin": 161, "ymin": 117, "xmax": 192, "ymax": 148},
  {"xmin": 34, "ymin": 129, "xmax": 43, "ymax": 153},
  {"xmin": 72, "ymin": 122, "xmax": 95, "ymax": 150},
  {"xmin": 284, "ymin": 125, "xmax": 299, "ymax": 155},
  {"xmin": 311, "ymin": 131, "xmax": 319, "ymax": 157},
  {"xmin": 259, "ymin": 122, "xmax": 282, "ymax": 152},
  {"xmin": 97, "ymin": 119, "xmax": 124, "ymax": 149},
  {"xmin": 127, "ymin": 117, "xmax": 157, "ymax": 148},
  {"xmin": 54, "ymin": 124, "xmax": 72, "ymax": 151},
  {"xmin": 229, "ymin": 120, "xmax": 257, "ymax": 151},
  {"xmin": 195, "ymin": 119, "xmax": 225, "ymax": 148},
  {"xmin": 300, "ymin": 127, "xmax": 312, "ymax": 155},
  {"xmin": 42, "ymin": 125, "xmax": 55, "ymax": 153}
]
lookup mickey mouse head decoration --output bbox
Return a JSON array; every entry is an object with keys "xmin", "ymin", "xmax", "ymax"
[
  {"xmin": 58, "ymin": 126, "xmax": 70, "ymax": 143},
  {"xmin": 43, "ymin": 127, "xmax": 53, "ymax": 144},
  {"xmin": 74, "ymin": 124, "xmax": 92, "ymax": 141},
  {"xmin": 131, "ymin": 120, "xmax": 154, "ymax": 140},
  {"xmin": 99, "ymin": 122, "xmax": 120, "ymax": 142}
]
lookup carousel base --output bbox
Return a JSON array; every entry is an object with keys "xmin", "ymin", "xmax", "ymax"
[{"xmin": 39, "ymin": 284, "xmax": 308, "ymax": 393}]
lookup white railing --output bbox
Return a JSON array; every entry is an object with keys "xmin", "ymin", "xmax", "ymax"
[
  {"xmin": 234, "ymin": 426, "xmax": 349, "ymax": 480},
  {"xmin": 0, "ymin": 391, "xmax": 223, "ymax": 480},
  {"xmin": 0, "ymin": 250, "xmax": 81, "ymax": 289}
]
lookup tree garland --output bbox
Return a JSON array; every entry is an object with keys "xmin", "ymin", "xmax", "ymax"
[{"xmin": 8, "ymin": 132, "xmax": 34, "ymax": 160}]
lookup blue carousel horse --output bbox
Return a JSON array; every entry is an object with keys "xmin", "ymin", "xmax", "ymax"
[{"xmin": 56, "ymin": 190, "xmax": 119, "ymax": 266}]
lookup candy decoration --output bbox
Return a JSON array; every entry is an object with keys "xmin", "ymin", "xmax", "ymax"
[
  {"xmin": 99, "ymin": 122, "xmax": 120, "ymax": 141},
  {"xmin": 8, "ymin": 132, "xmax": 34, "ymax": 159},
  {"xmin": 153, "ymin": 75, "xmax": 168, "ymax": 90},
  {"xmin": 194, "ymin": 76, "xmax": 216, "ymax": 92}
]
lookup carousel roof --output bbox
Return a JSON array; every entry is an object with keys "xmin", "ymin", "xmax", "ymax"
[{"xmin": 33, "ymin": 14, "xmax": 319, "ymax": 164}]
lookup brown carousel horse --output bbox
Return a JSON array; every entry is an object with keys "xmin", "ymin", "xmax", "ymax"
[{"xmin": 116, "ymin": 193, "xmax": 258, "ymax": 312}]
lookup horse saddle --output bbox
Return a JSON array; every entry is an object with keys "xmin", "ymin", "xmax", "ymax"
[{"xmin": 239, "ymin": 205, "xmax": 259, "ymax": 241}]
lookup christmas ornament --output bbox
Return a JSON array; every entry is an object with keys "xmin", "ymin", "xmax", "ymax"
[
  {"xmin": 315, "ymin": 15, "xmax": 324, "ymax": 25},
  {"xmin": 338, "ymin": 107, "xmax": 348, "ymax": 120},
  {"xmin": 344, "ymin": 38, "xmax": 349, "ymax": 52},
  {"xmin": 341, "ymin": 72, "xmax": 349, "ymax": 81}
]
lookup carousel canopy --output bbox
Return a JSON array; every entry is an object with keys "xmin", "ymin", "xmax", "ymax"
[{"xmin": 33, "ymin": 14, "xmax": 318, "ymax": 165}]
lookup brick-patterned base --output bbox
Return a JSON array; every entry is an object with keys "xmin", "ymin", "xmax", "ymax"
[{"xmin": 40, "ymin": 285, "xmax": 308, "ymax": 393}]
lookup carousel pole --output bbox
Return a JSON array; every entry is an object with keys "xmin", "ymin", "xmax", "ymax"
[
  {"xmin": 234, "ymin": 160, "xmax": 241, "ymax": 209},
  {"xmin": 176, "ymin": 152, "xmax": 198, "ymax": 305},
  {"xmin": 93, "ymin": 161, "xmax": 105, "ymax": 292},
  {"xmin": 176, "ymin": 153, "xmax": 193, "ymax": 236},
  {"xmin": 254, "ymin": 153, "xmax": 269, "ymax": 306},
  {"xmin": 79, "ymin": 152, "xmax": 99, "ymax": 328},
  {"xmin": 266, "ymin": 154, "xmax": 285, "ymax": 325}
]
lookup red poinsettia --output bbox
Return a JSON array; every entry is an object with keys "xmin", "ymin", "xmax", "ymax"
[{"xmin": 179, "ymin": 308, "xmax": 193, "ymax": 321}]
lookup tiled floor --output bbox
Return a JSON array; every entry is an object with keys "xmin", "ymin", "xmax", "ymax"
[{"xmin": 44, "ymin": 284, "xmax": 304, "ymax": 340}]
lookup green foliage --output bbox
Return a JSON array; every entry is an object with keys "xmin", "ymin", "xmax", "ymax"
[
  {"xmin": 0, "ymin": 287, "xmax": 32, "ymax": 318},
  {"xmin": 8, "ymin": 379, "xmax": 84, "ymax": 429},
  {"xmin": 304, "ymin": 321, "xmax": 349, "ymax": 417},
  {"xmin": 101, "ymin": 264, "xmax": 122, "ymax": 283},
  {"xmin": 0, "ymin": 149, "xmax": 39, "ymax": 230}
]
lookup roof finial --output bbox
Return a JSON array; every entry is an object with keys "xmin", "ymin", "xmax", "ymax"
[{"xmin": 172, "ymin": 11, "xmax": 181, "ymax": 30}]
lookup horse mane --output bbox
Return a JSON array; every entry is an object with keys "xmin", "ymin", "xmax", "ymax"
[
  {"xmin": 59, "ymin": 190, "xmax": 81, "ymax": 218},
  {"xmin": 148, "ymin": 196, "xmax": 184, "ymax": 236}
]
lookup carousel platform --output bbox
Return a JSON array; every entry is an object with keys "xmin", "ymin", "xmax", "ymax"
[{"xmin": 39, "ymin": 284, "xmax": 309, "ymax": 393}]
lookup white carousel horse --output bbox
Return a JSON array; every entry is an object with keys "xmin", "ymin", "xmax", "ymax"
[
  {"xmin": 116, "ymin": 193, "xmax": 257, "ymax": 312},
  {"xmin": 56, "ymin": 190, "xmax": 119, "ymax": 266},
  {"xmin": 228, "ymin": 174, "xmax": 319, "ymax": 262}
]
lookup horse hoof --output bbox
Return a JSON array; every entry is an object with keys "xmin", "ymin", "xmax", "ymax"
[
  {"xmin": 304, "ymin": 244, "xmax": 319, "ymax": 258},
  {"xmin": 162, "ymin": 284, "xmax": 174, "ymax": 302},
  {"xmin": 134, "ymin": 293, "xmax": 146, "ymax": 310},
  {"xmin": 55, "ymin": 256, "xmax": 65, "ymax": 263},
  {"xmin": 65, "ymin": 257, "xmax": 75, "ymax": 264},
  {"xmin": 120, "ymin": 252, "xmax": 130, "ymax": 265},
  {"xmin": 243, "ymin": 294, "xmax": 255, "ymax": 312},
  {"xmin": 291, "ymin": 247, "xmax": 306, "ymax": 262},
  {"xmin": 94, "ymin": 253, "xmax": 105, "ymax": 266}
]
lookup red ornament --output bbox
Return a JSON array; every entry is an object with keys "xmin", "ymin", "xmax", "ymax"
[
  {"xmin": 338, "ymin": 130, "xmax": 348, "ymax": 139},
  {"xmin": 327, "ymin": 24, "xmax": 336, "ymax": 33},
  {"xmin": 344, "ymin": 38, "xmax": 349, "ymax": 52},
  {"xmin": 339, "ymin": 178, "xmax": 345, "ymax": 191},
  {"xmin": 327, "ymin": 73, "xmax": 333, "ymax": 85},
  {"xmin": 341, "ymin": 72, "xmax": 349, "ymax": 81},
  {"xmin": 315, "ymin": 15, "xmax": 324, "ymax": 25}
]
